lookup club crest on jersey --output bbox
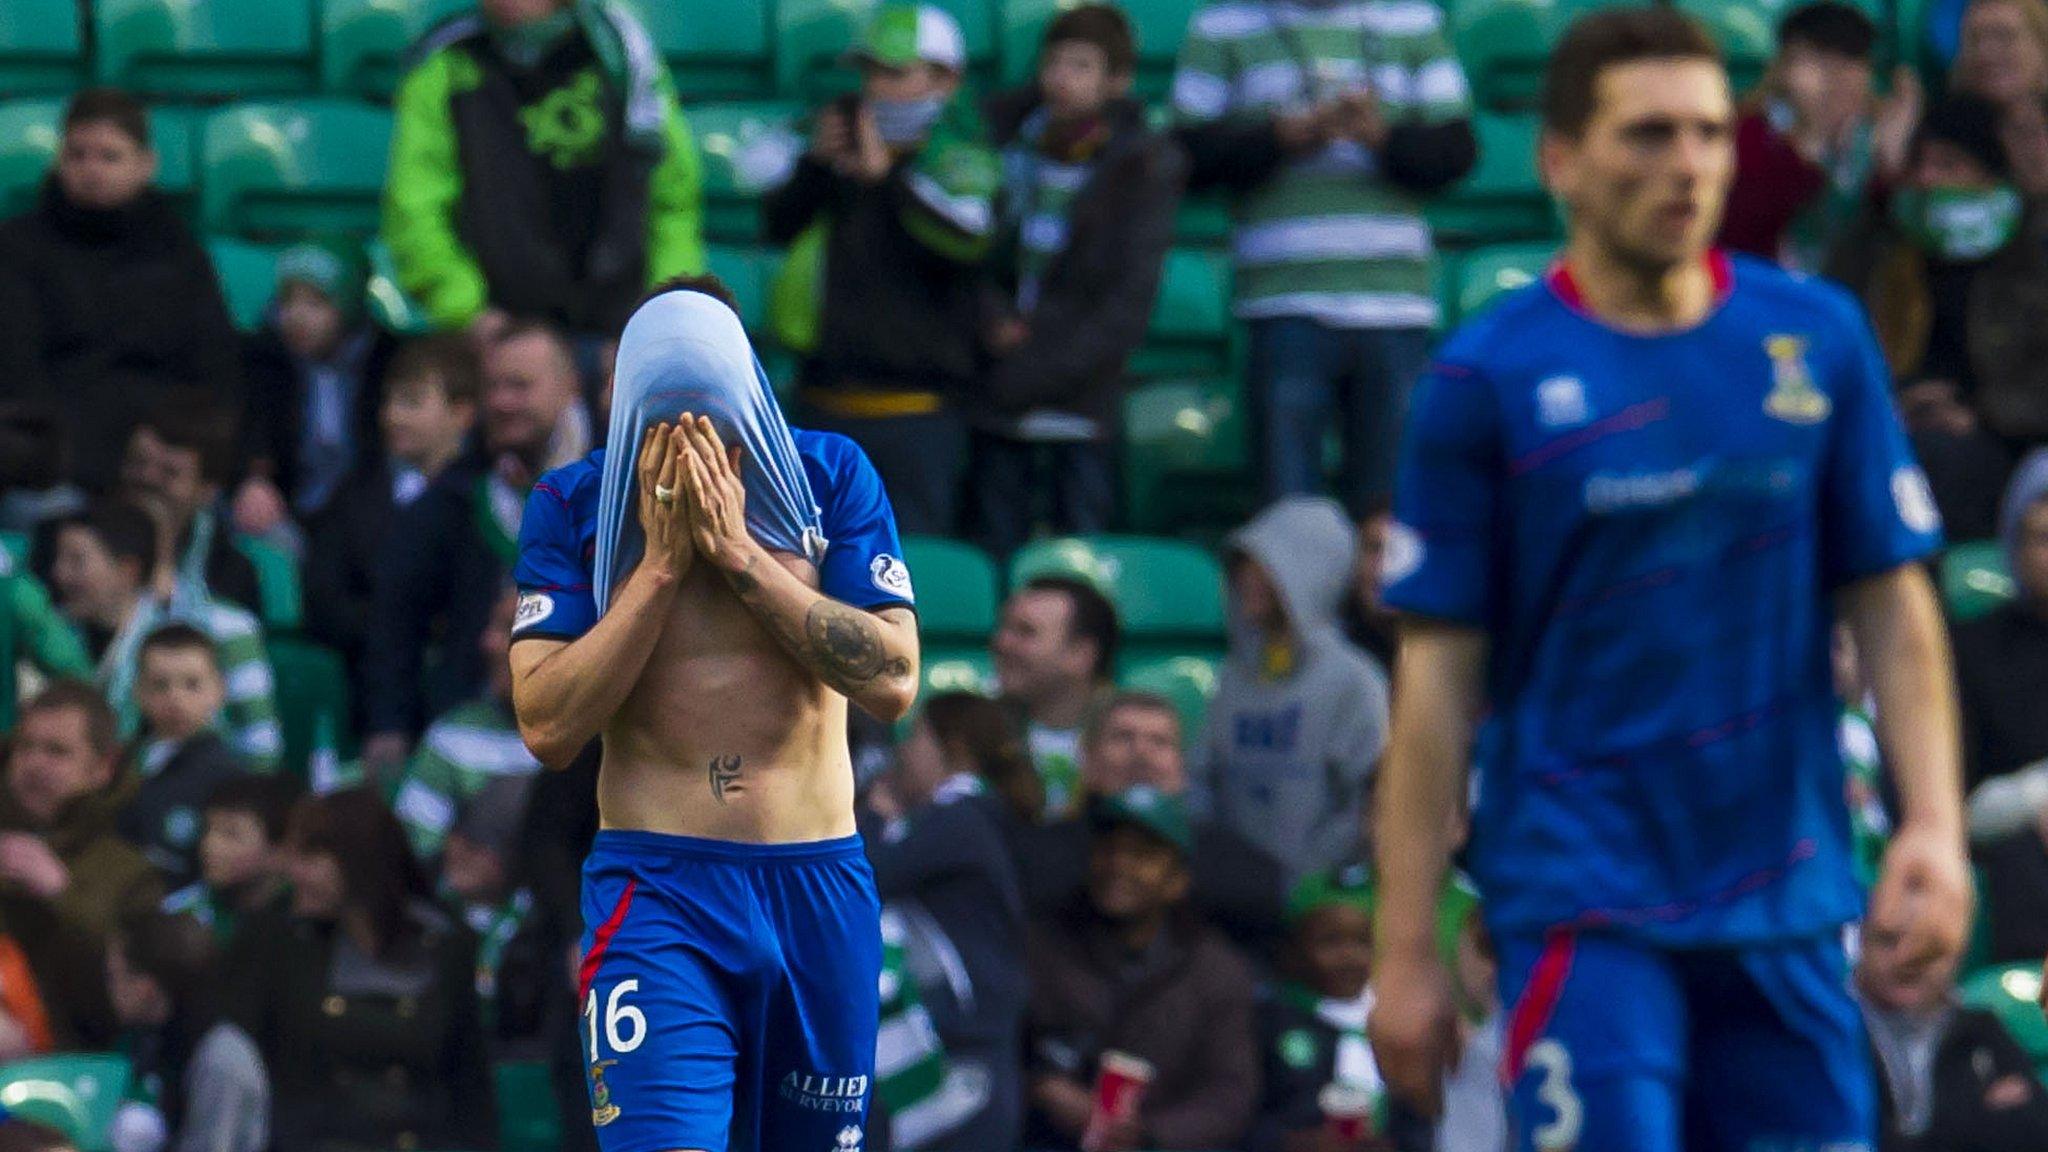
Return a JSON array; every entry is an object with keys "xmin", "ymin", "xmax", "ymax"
[
  {"xmin": 870, "ymin": 554, "xmax": 914, "ymax": 600},
  {"xmin": 1763, "ymin": 335, "xmax": 1831, "ymax": 424},
  {"xmin": 589, "ymin": 1058, "xmax": 621, "ymax": 1126},
  {"xmin": 1535, "ymin": 375, "xmax": 1590, "ymax": 429}
]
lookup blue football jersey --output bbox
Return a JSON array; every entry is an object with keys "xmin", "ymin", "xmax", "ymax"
[
  {"xmin": 1382, "ymin": 252, "xmax": 1942, "ymax": 946},
  {"xmin": 511, "ymin": 429, "xmax": 915, "ymax": 642}
]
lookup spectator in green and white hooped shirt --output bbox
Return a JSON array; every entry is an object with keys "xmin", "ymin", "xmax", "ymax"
[
  {"xmin": 0, "ymin": 537, "xmax": 92, "ymax": 734},
  {"xmin": 436, "ymin": 774, "xmax": 550, "ymax": 1055},
  {"xmin": 47, "ymin": 502, "xmax": 281, "ymax": 771},
  {"xmin": 161, "ymin": 775, "xmax": 296, "ymax": 949},
  {"xmin": 392, "ymin": 587, "xmax": 541, "ymax": 860},
  {"xmin": 991, "ymin": 576, "xmax": 1121, "ymax": 819},
  {"xmin": 1171, "ymin": 0, "xmax": 1477, "ymax": 515}
]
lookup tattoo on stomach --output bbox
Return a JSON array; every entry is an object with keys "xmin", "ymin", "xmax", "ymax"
[{"xmin": 709, "ymin": 754, "xmax": 744, "ymax": 804}]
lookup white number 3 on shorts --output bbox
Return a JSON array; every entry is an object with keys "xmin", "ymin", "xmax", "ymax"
[{"xmin": 1527, "ymin": 1039, "xmax": 1583, "ymax": 1151}]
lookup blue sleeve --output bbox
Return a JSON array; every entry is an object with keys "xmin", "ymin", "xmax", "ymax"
[
  {"xmin": 816, "ymin": 441, "xmax": 916, "ymax": 613},
  {"xmin": 1380, "ymin": 359, "xmax": 1503, "ymax": 627},
  {"xmin": 1819, "ymin": 305, "xmax": 1944, "ymax": 588},
  {"xmin": 511, "ymin": 478, "xmax": 599, "ymax": 641}
]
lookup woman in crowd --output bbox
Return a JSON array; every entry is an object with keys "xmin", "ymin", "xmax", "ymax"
[
  {"xmin": 227, "ymin": 788, "xmax": 494, "ymax": 1151},
  {"xmin": 1952, "ymin": 0, "xmax": 2048, "ymax": 192}
]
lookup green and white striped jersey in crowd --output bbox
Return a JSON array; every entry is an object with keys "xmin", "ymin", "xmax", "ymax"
[
  {"xmin": 1172, "ymin": 0, "xmax": 1472, "ymax": 328},
  {"xmin": 876, "ymin": 908, "xmax": 948, "ymax": 1121},
  {"xmin": 392, "ymin": 698, "xmax": 541, "ymax": 858},
  {"xmin": 105, "ymin": 596, "xmax": 281, "ymax": 772}
]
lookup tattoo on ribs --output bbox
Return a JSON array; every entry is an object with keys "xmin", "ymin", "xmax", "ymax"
[{"xmin": 709, "ymin": 755, "xmax": 744, "ymax": 804}]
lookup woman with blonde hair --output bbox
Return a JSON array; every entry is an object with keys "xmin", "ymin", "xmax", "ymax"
[{"xmin": 1954, "ymin": 0, "xmax": 2048, "ymax": 190}]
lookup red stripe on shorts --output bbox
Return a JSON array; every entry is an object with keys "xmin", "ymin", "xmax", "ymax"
[
  {"xmin": 1500, "ymin": 929, "xmax": 1577, "ymax": 1086},
  {"xmin": 577, "ymin": 878, "xmax": 638, "ymax": 1003}
]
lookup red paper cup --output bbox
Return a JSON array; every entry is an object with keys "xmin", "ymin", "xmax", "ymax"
[
  {"xmin": 1083, "ymin": 1050, "xmax": 1156, "ymax": 1149},
  {"xmin": 1320, "ymin": 1083, "xmax": 1377, "ymax": 1143}
]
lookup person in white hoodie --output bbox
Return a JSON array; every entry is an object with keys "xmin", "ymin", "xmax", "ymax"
[{"xmin": 1194, "ymin": 496, "xmax": 1391, "ymax": 884}]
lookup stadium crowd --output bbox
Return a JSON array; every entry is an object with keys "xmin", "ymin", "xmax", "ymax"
[{"xmin": 0, "ymin": 0, "xmax": 2045, "ymax": 1150}]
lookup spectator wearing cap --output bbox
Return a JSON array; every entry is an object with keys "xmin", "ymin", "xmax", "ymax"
[
  {"xmin": 382, "ymin": 0, "xmax": 705, "ymax": 347},
  {"xmin": 392, "ymin": 588, "xmax": 540, "ymax": 860},
  {"xmin": 1170, "ymin": 0, "xmax": 1476, "ymax": 516},
  {"xmin": 0, "ymin": 683, "xmax": 163, "ymax": 1048},
  {"xmin": 991, "ymin": 576, "xmax": 1121, "ymax": 818},
  {"xmin": 1196, "ymin": 497, "xmax": 1390, "ymax": 885},
  {"xmin": 1015, "ymin": 690, "xmax": 1289, "ymax": 963},
  {"xmin": 1953, "ymin": 0, "xmax": 2048, "ymax": 195},
  {"xmin": 861, "ymin": 693, "xmax": 1030, "ymax": 1150},
  {"xmin": 1832, "ymin": 94, "xmax": 2048, "ymax": 540},
  {"xmin": 1720, "ymin": 2, "xmax": 1920, "ymax": 272},
  {"xmin": 234, "ymin": 240, "xmax": 398, "ymax": 544},
  {"xmin": 438, "ymin": 775, "xmax": 551, "ymax": 1058},
  {"xmin": 764, "ymin": 2, "xmax": 1001, "ymax": 535},
  {"xmin": 970, "ymin": 5, "xmax": 1187, "ymax": 558},
  {"xmin": 0, "ymin": 88, "xmax": 242, "ymax": 493},
  {"xmin": 1023, "ymin": 786, "xmax": 1259, "ymax": 1151}
]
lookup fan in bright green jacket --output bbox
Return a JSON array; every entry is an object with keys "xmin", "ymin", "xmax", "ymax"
[{"xmin": 382, "ymin": 0, "xmax": 705, "ymax": 339}]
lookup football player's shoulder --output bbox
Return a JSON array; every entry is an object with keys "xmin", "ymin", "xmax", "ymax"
[
  {"xmin": 794, "ymin": 428, "xmax": 884, "ymax": 506},
  {"xmin": 1728, "ymin": 253, "xmax": 1864, "ymax": 328},
  {"xmin": 1437, "ymin": 279, "xmax": 1565, "ymax": 373},
  {"xmin": 530, "ymin": 450, "xmax": 605, "ymax": 519}
]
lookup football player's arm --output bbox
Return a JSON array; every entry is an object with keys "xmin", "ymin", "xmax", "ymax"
[
  {"xmin": 674, "ymin": 416, "xmax": 920, "ymax": 723},
  {"xmin": 511, "ymin": 427, "xmax": 694, "ymax": 768},
  {"xmin": 1840, "ymin": 566, "xmax": 1964, "ymax": 840}
]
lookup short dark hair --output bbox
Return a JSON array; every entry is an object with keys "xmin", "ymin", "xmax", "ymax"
[
  {"xmin": 1044, "ymin": 4, "xmax": 1138, "ymax": 77},
  {"xmin": 636, "ymin": 273, "xmax": 743, "ymax": 319},
  {"xmin": 60, "ymin": 500, "xmax": 158, "ymax": 588},
  {"xmin": 205, "ymin": 774, "xmax": 298, "ymax": 844},
  {"xmin": 139, "ymin": 402, "xmax": 239, "ymax": 485},
  {"xmin": 139, "ymin": 622, "xmax": 220, "ymax": 672},
  {"xmin": 385, "ymin": 332, "xmax": 483, "ymax": 406},
  {"xmin": 117, "ymin": 908, "xmax": 219, "ymax": 1011},
  {"xmin": 288, "ymin": 788, "xmax": 429, "ymax": 956},
  {"xmin": 1778, "ymin": 1, "xmax": 1879, "ymax": 60},
  {"xmin": 63, "ymin": 86, "xmax": 150, "ymax": 148},
  {"xmin": 1023, "ymin": 574, "xmax": 1121, "ymax": 682},
  {"xmin": 1085, "ymin": 689, "xmax": 1182, "ymax": 748},
  {"xmin": 20, "ymin": 680, "xmax": 120, "ymax": 761},
  {"xmin": 1543, "ymin": 7, "xmax": 1723, "ymax": 137}
]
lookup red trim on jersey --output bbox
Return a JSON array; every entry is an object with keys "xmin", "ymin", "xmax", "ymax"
[
  {"xmin": 1501, "ymin": 929, "xmax": 1578, "ymax": 1085},
  {"xmin": 1544, "ymin": 249, "xmax": 1735, "ymax": 324},
  {"xmin": 578, "ymin": 878, "xmax": 638, "ymax": 1003}
]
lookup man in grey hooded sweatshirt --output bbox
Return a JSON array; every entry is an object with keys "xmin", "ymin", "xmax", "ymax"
[{"xmin": 1192, "ymin": 495, "xmax": 1391, "ymax": 884}]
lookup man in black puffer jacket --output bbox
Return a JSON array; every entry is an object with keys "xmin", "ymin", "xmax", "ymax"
[{"xmin": 0, "ymin": 88, "xmax": 243, "ymax": 494}]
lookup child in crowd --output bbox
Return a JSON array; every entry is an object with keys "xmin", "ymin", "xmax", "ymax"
[
  {"xmin": 160, "ymin": 775, "xmax": 294, "ymax": 946},
  {"xmin": 117, "ymin": 625, "xmax": 247, "ymax": 887}
]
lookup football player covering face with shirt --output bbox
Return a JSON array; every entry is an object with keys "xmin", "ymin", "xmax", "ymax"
[
  {"xmin": 507, "ymin": 284, "xmax": 919, "ymax": 1152},
  {"xmin": 1368, "ymin": 10, "xmax": 1970, "ymax": 1152}
]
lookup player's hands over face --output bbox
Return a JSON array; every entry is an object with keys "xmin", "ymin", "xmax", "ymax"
[
  {"xmin": 635, "ymin": 422, "xmax": 695, "ymax": 582},
  {"xmin": 1867, "ymin": 822, "xmax": 1974, "ymax": 996},
  {"xmin": 676, "ymin": 414, "xmax": 755, "ymax": 574},
  {"xmin": 1366, "ymin": 948, "xmax": 1462, "ymax": 1119}
]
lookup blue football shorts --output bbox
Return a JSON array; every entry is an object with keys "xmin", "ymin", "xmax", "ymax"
[
  {"xmin": 577, "ymin": 830, "xmax": 884, "ymax": 1152},
  {"xmin": 1495, "ymin": 928, "xmax": 1875, "ymax": 1152}
]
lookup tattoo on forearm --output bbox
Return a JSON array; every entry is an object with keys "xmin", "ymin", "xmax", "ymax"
[
  {"xmin": 709, "ymin": 755, "xmax": 744, "ymax": 804},
  {"xmin": 803, "ymin": 601, "xmax": 911, "ymax": 689}
]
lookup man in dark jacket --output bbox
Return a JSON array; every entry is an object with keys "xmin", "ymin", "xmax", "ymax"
[
  {"xmin": 1024, "ymin": 786, "xmax": 1260, "ymax": 1151},
  {"xmin": 115, "ymin": 408, "xmax": 262, "ymax": 615},
  {"xmin": 0, "ymin": 88, "xmax": 242, "ymax": 494},
  {"xmin": 1958, "ymin": 451, "xmax": 2048, "ymax": 790},
  {"xmin": 1170, "ymin": 0, "xmax": 1476, "ymax": 516},
  {"xmin": 382, "ymin": 0, "xmax": 705, "ymax": 345},
  {"xmin": 762, "ymin": 3, "xmax": 1001, "ymax": 534},
  {"xmin": 972, "ymin": 5, "xmax": 1187, "ymax": 557}
]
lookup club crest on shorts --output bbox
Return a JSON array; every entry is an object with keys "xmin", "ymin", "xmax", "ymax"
[
  {"xmin": 1763, "ymin": 335, "xmax": 1831, "ymax": 424},
  {"xmin": 589, "ymin": 1058, "xmax": 621, "ymax": 1126},
  {"xmin": 835, "ymin": 1125, "xmax": 864, "ymax": 1152}
]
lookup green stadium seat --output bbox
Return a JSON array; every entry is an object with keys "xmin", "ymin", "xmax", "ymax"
[
  {"xmin": 1426, "ymin": 112, "xmax": 1556, "ymax": 246},
  {"xmin": 1452, "ymin": 240, "xmax": 1555, "ymax": 324},
  {"xmin": 1131, "ymin": 247, "xmax": 1232, "ymax": 379},
  {"xmin": 901, "ymin": 535, "xmax": 1001, "ymax": 643},
  {"xmin": 0, "ymin": 1053, "xmax": 132, "ymax": 1152},
  {"xmin": 1010, "ymin": 534, "xmax": 1227, "ymax": 641},
  {"xmin": 494, "ymin": 1060, "xmax": 564, "ymax": 1152},
  {"xmin": 1121, "ymin": 377, "xmax": 1250, "ymax": 534},
  {"xmin": 95, "ymin": 0, "xmax": 318, "ymax": 97},
  {"xmin": 320, "ymin": 0, "xmax": 473, "ymax": 99},
  {"xmin": 1449, "ymin": 0, "xmax": 1603, "ymax": 111},
  {"xmin": 1959, "ymin": 962, "xmax": 2048, "ymax": 1071},
  {"xmin": 688, "ymin": 101, "xmax": 805, "ymax": 242},
  {"xmin": 200, "ymin": 100, "xmax": 393, "ymax": 239},
  {"xmin": 365, "ymin": 236, "xmax": 433, "ymax": 335},
  {"xmin": 776, "ymin": 0, "xmax": 997, "ymax": 98},
  {"xmin": 0, "ymin": 98, "xmax": 63, "ymax": 221},
  {"xmin": 1001, "ymin": 0, "xmax": 1190, "ymax": 99},
  {"xmin": 150, "ymin": 105, "xmax": 200, "ymax": 212},
  {"xmin": 0, "ymin": 531, "xmax": 26, "ymax": 568},
  {"xmin": 1174, "ymin": 193, "xmax": 1233, "ymax": 245},
  {"xmin": 269, "ymin": 637, "xmax": 356, "ymax": 780},
  {"xmin": 704, "ymin": 243, "xmax": 774, "ymax": 337},
  {"xmin": 628, "ymin": 0, "xmax": 775, "ymax": 99},
  {"xmin": 0, "ymin": 0, "xmax": 86, "ymax": 94},
  {"xmin": 1120, "ymin": 652, "xmax": 1220, "ymax": 742},
  {"xmin": 1941, "ymin": 539, "xmax": 2015, "ymax": 623},
  {"xmin": 234, "ymin": 534, "xmax": 304, "ymax": 632},
  {"xmin": 207, "ymin": 238, "xmax": 284, "ymax": 332}
]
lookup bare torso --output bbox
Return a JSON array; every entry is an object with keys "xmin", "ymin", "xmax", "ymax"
[{"xmin": 597, "ymin": 553, "xmax": 856, "ymax": 842}]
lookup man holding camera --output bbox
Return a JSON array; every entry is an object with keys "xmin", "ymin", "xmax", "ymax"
[{"xmin": 762, "ymin": 4, "xmax": 1000, "ymax": 536}]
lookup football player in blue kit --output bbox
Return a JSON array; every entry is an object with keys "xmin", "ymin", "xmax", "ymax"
[
  {"xmin": 508, "ymin": 278, "xmax": 919, "ymax": 1152},
  {"xmin": 1368, "ymin": 9, "xmax": 1973, "ymax": 1152}
]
